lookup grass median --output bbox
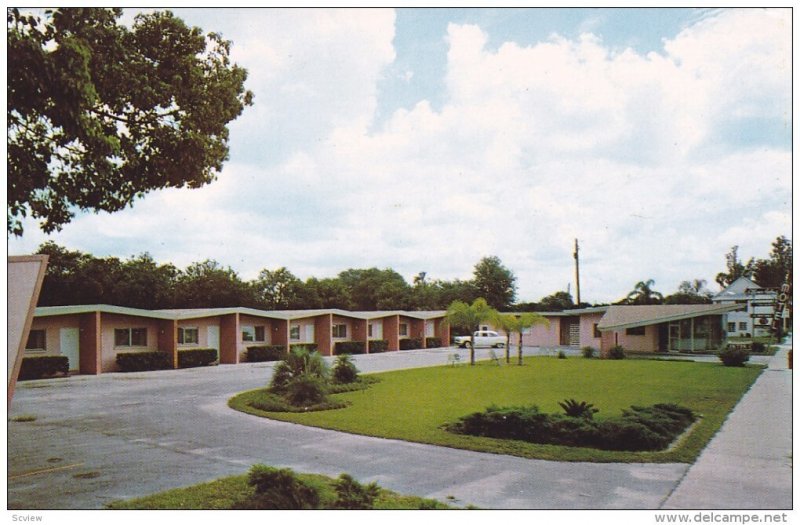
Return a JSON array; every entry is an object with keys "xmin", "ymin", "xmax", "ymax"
[{"xmin": 229, "ymin": 356, "xmax": 762, "ymax": 463}]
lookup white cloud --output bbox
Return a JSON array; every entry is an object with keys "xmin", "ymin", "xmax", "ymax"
[{"xmin": 8, "ymin": 8, "xmax": 791, "ymax": 304}]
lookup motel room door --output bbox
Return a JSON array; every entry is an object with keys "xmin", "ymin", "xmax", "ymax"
[{"xmin": 59, "ymin": 327, "xmax": 80, "ymax": 372}]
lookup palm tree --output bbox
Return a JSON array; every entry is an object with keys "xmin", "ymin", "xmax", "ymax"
[
  {"xmin": 446, "ymin": 298, "xmax": 497, "ymax": 365},
  {"xmin": 625, "ymin": 279, "xmax": 664, "ymax": 305},
  {"xmin": 495, "ymin": 312, "xmax": 550, "ymax": 365}
]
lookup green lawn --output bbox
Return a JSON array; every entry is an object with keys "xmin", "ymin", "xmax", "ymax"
[
  {"xmin": 107, "ymin": 471, "xmax": 453, "ymax": 510},
  {"xmin": 230, "ymin": 356, "xmax": 763, "ymax": 463}
]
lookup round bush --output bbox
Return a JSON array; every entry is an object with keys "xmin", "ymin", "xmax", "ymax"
[
  {"xmin": 607, "ymin": 345, "xmax": 626, "ymax": 360},
  {"xmin": 719, "ymin": 346, "xmax": 750, "ymax": 367},
  {"xmin": 581, "ymin": 346, "xmax": 596, "ymax": 359},
  {"xmin": 332, "ymin": 354, "xmax": 359, "ymax": 384},
  {"xmin": 285, "ymin": 375, "xmax": 328, "ymax": 406}
]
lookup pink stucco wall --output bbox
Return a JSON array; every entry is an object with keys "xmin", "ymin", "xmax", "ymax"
[
  {"xmin": 177, "ymin": 316, "xmax": 222, "ymax": 350},
  {"xmin": 27, "ymin": 314, "xmax": 82, "ymax": 358},
  {"xmin": 100, "ymin": 313, "xmax": 163, "ymax": 372},
  {"xmin": 606, "ymin": 325, "xmax": 659, "ymax": 353},
  {"xmin": 579, "ymin": 312, "xmax": 604, "ymax": 350}
]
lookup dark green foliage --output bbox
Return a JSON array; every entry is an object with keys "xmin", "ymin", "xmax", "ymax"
[
  {"xmin": 751, "ymin": 342, "xmax": 766, "ymax": 353},
  {"xmin": 581, "ymin": 346, "xmax": 596, "ymax": 358},
  {"xmin": 558, "ymin": 399, "xmax": 599, "ymax": 419},
  {"xmin": 332, "ymin": 473, "xmax": 381, "ymax": 510},
  {"xmin": 447, "ymin": 403, "xmax": 695, "ymax": 452},
  {"xmin": 327, "ymin": 376, "xmax": 380, "ymax": 394},
  {"xmin": 8, "ymin": 8, "xmax": 253, "ymax": 236},
  {"xmin": 332, "ymin": 354, "xmax": 359, "ymax": 384},
  {"xmin": 247, "ymin": 390, "xmax": 347, "ymax": 413},
  {"xmin": 177, "ymin": 348, "xmax": 217, "ymax": 368},
  {"xmin": 399, "ymin": 338, "xmax": 423, "ymax": 351},
  {"xmin": 425, "ymin": 337, "xmax": 442, "ymax": 348},
  {"xmin": 289, "ymin": 343, "xmax": 318, "ymax": 353},
  {"xmin": 246, "ymin": 345, "xmax": 287, "ymax": 362},
  {"xmin": 269, "ymin": 348, "xmax": 329, "ymax": 393},
  {"xmin": 333, "ymin": 341, "xmax": 366, "ymax": 355},
  {"xmin": 608, "ymin": 345, "xmax": 626, "ymax": 360},
  {"xmin": 285, "ymin": 376, "xmax": 328, "ymax": 407},
  {"xmin": 719, "ymin": 346, "xmax": 750, "ymax": 367},
  {"xmin": 236, "ymin": 465, "xmax": 321, "ymax": 510},
  {"xmin": 557, "ymin": 350, "xmax": 567, "ymax": 359},
  {"xmin": 18, "ymin": 355, "xmax": 69, "ymax": 380},
  {"xmin": 472, "ymin": 256, "xmax": 517, "ymax": 309},
  {"xmin": 368, "ymin": 340, "xmax": 389, "ymax": 353},
  {"xmin": 116, "ymin": 351, "xmax": 172, "ymax": 372}
]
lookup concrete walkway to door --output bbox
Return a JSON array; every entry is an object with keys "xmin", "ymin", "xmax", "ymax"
[{"xmin": 661, "ymin": 338, "xmax": 793, "ymax": 509}]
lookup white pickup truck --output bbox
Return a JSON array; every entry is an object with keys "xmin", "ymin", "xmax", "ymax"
[{"xmin": 452, "ymin": 330, "xmax": 506, "ymax": 349}]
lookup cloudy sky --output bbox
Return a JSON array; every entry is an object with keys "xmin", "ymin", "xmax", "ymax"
[{"xmin": 8, "ymin": 8, "xmax": 792, "ymax": 304}]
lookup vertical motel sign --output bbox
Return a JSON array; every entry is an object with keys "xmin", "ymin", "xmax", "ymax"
[{"xmin": 772, "ymin": 273, "xmax": 792, "ymax": 333}]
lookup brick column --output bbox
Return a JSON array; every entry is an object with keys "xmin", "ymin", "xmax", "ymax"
[
  {"xmin": 315, "ymin": 314, "xmax": 333, "ymax": 356},
  {"xmin": 410, "ymin": 318, "xmax": 425, "ymax": 348},
  {"xmin": 219, "ymin": 313, "xmax": 240, "ymax": 364},
  {"xmin": 384, "ymin": 315, "xmax": 400, "ymax": 351},
  {"xmin": 158, "ymin": 319, "xmax": 178, "ymax": 369},
  {"xmin": 79, "ymin": 312, "xmax": 102, "ymax": 375},
  {"xmin": 272, "ymin": 319, "xmax": 289, "ymax": 348},
  {"xmin": 352, "ymin": 318, "xmax": 368, "ymax": 353},
  {"xmin": 436, "ymin": 318, "xmax": 450, "ymax": 346}
]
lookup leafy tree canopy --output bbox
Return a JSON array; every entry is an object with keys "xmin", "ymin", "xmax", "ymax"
[
  {"xmin": 623, "ymin": 279, "xmax": 664, "ymax": 305},
  {"xmin": 8, "ymin": 8, "xmax": 254, "ymax": 235},
  {"xmin": 715, "ymin": 246, "xmax": 755, "ymax": 288},
  {"xmin": 753, "ymin": 236, "xmax": 792, "ymax": 289},
  {"xmin": 472, "ymin": 256, "xmax": 517, "ymax": 310}
]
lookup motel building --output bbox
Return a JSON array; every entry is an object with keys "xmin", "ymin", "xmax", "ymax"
[{"xmin": 24, "ymin": 302, "xmax": 745, "ymax": 376}]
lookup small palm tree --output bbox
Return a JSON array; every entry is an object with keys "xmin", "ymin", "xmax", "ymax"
[
  {"xmin": 446, "ymin": 298, "xmax": 497, "ymax": 365},
  {"xmin": 493, "ymin": 312, "xmax": 549, "ymax": 364},
  {"xmin": 625, "ymin": 279, "xmax": 664, "ymax": 305}
]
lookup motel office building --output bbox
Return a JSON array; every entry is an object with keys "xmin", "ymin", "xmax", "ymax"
[{"xmin": 25, "ymin": 303, "xmax": 743, "ymax": 375}]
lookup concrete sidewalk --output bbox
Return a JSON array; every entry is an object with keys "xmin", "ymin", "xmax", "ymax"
[{"xmin": 661, "ymin": 340, "xmax": 792, "ymax": 509}]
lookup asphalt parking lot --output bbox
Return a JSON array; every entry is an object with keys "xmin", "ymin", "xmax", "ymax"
[{"xmin": 8, "ymin": 347, "xmax": 691, "ymax": 509}]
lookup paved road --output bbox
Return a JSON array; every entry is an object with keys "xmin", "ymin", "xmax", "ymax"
[{"xmin": 5, "ymin": 347, "xmax": 713, "ymax": 509}]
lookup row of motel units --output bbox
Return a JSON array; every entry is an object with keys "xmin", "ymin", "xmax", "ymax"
[{"xmin": 25, "ymin": 303, "xmax": 744, "ymax": 375}]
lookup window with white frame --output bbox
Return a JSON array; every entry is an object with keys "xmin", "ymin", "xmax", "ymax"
[
  {"xmin": 25, "ymin": 329, "xmax": 46, "ymax": 351},
  {"xmin": 368, "ymin": 322, "xmax": 383, "ymax": 339},
  {"xmin": 178, "ymin": 327, "xmax": 199, "ymax": 345},
  {"xmin": 115, "ymin": 327, "xmax": 148, "ymax": 347},
  {"xmin": 242, "ymin": 325, "xmax": 266, "ymax": 342},
  {"xmin": 290, "ymin": 324, "xmax": 301, "ymax": 341},
  {"xmin": 332, "ymin": 324, "xmax": 347, "ymax": 338},
  {"xmin": 399, "ymin": 323, "xmax": 409, "ymax": 337}
]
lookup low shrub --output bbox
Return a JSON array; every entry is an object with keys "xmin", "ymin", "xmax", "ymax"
[
  {"xmin": 558, "ymin": 399, "xmax": 598, "ymax": 419},
  {"xmin": 557, "ymin": 350, "xmax": 567, "ymax": 359},
  {"xmin": 332, "ymin": 354, "xmax": 359, "ymax": 384},
  {"xmin": 425, "ymin": 337, "xmax": 442, "ymax": 348},
  {"xmin": 246, "ymin": 390, "xmax": 347, "ymax": 413},
  {"xmin": 399, "ymin": 338, "xmax": 422, "ymax": 351},
  {"xmin": 116, "ymin": 351, "xmax": 172, "ymax": 372},
  {"xmin": 246, "ymin": 345, "xmax": 287, "ymax": 362},
  {"xmin": 332, "ymin": 473, "xmax": 381, "ymax": 510},
  {"xmin": 447, "ymin": 403, "xmax": 695, "ymax": 452},
  {"xmin": 270, "ymin": 348, "xmax": 329, "ymax": 393},
  {"xmin": 607, "ymin": 345, "xmax": 626, "ymax": 360},
  {"xmin": 285, "ymin": 375, "xmax": 328, "ymax": 407},
  {"xmin": 236, "ymin": 465, "xmax": 321, "ymax": 510},
  {"xmin": 581, "ymin": 346, "xmax": 596, "ymax": 359},
  {"xmin": 333, "ymin": 341, "xmax": 366, "ymax": 355},
  {"xmin": 327, "ymin": 376, "xmax": 379, "ymax": 394},
  {"xmin": 751, "ymin": 342, "xmax": 766, "ymax": 353},
  {"xmin": 18, "ymin": 355, "xmax": 69, "ymax": 380},
  {"xmin": 368, "ymin": 340, "xmax": 389, "ymax": 353},
  {"xmin": 719, "ymin": 346, "xmax": 750, "ymax": 367},
  {"xmin": 178, "ymin": 348, "xmax": 218, "ymax": 368}
]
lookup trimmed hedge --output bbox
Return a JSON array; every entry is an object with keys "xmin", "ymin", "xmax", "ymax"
[
  {"xmin": 334, "ymin": 341, "xmax": 366, "ymax": 355},
  {"xmin": 178, "ymin": 348, "xmax": 218, "ymax": 368},
  {"xmin": 117, "ymin": 351, "xmax": 172, "ymax": 372},
  {"xmin": 247, "ymin": 345, "xmax": 288, "ymax": 362},
  {"xmin": 18, "ymin": 355, "xmax": 69, "ymax": 380},
  {"xmin": 425, "ymin": 337, "xmax": 442, "ymax": 348},
  {"xmin": 607, "ymin": 345, "xmax": 626, "ymax": 360},
  {"xmin": 368, "ymin": 340, "xmax": 389, "ymax": 353},
  {"xmin": 290, "ymin": 343, "xmax": 318, "ymax": 353},
  {"xmin": 399, "ymin": 338, "xmax": 422, "ymax": 351},
  {"xmin": 447, "ymin": 403, "xmax": 695, "ymax": 452}
]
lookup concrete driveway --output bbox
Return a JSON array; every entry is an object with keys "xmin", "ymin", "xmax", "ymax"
[{"xmin": 8, "ymin": 347, "xmax": 688, "ymax": 510}]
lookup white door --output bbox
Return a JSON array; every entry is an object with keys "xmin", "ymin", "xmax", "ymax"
[
  {"xmin": 207, "ymin": 326, "xmax": 220, "ymax": 351},
  {"xmin": 305, "ymin": 324, "xmax": 315, "ymax": 343},
  {"xmin": 60, "ymin": 328, "xmax": 80, "ymax": 372}
]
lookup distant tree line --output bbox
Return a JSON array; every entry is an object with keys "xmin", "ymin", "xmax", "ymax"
[{"xmin": 34, "ymin": 236, "xmax": 790, "ymax": 311}]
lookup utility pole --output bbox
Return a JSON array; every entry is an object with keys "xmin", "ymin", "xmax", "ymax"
[{"xmin": 573, "ymin": 238, "xmax": 581, "ymax": 306}]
